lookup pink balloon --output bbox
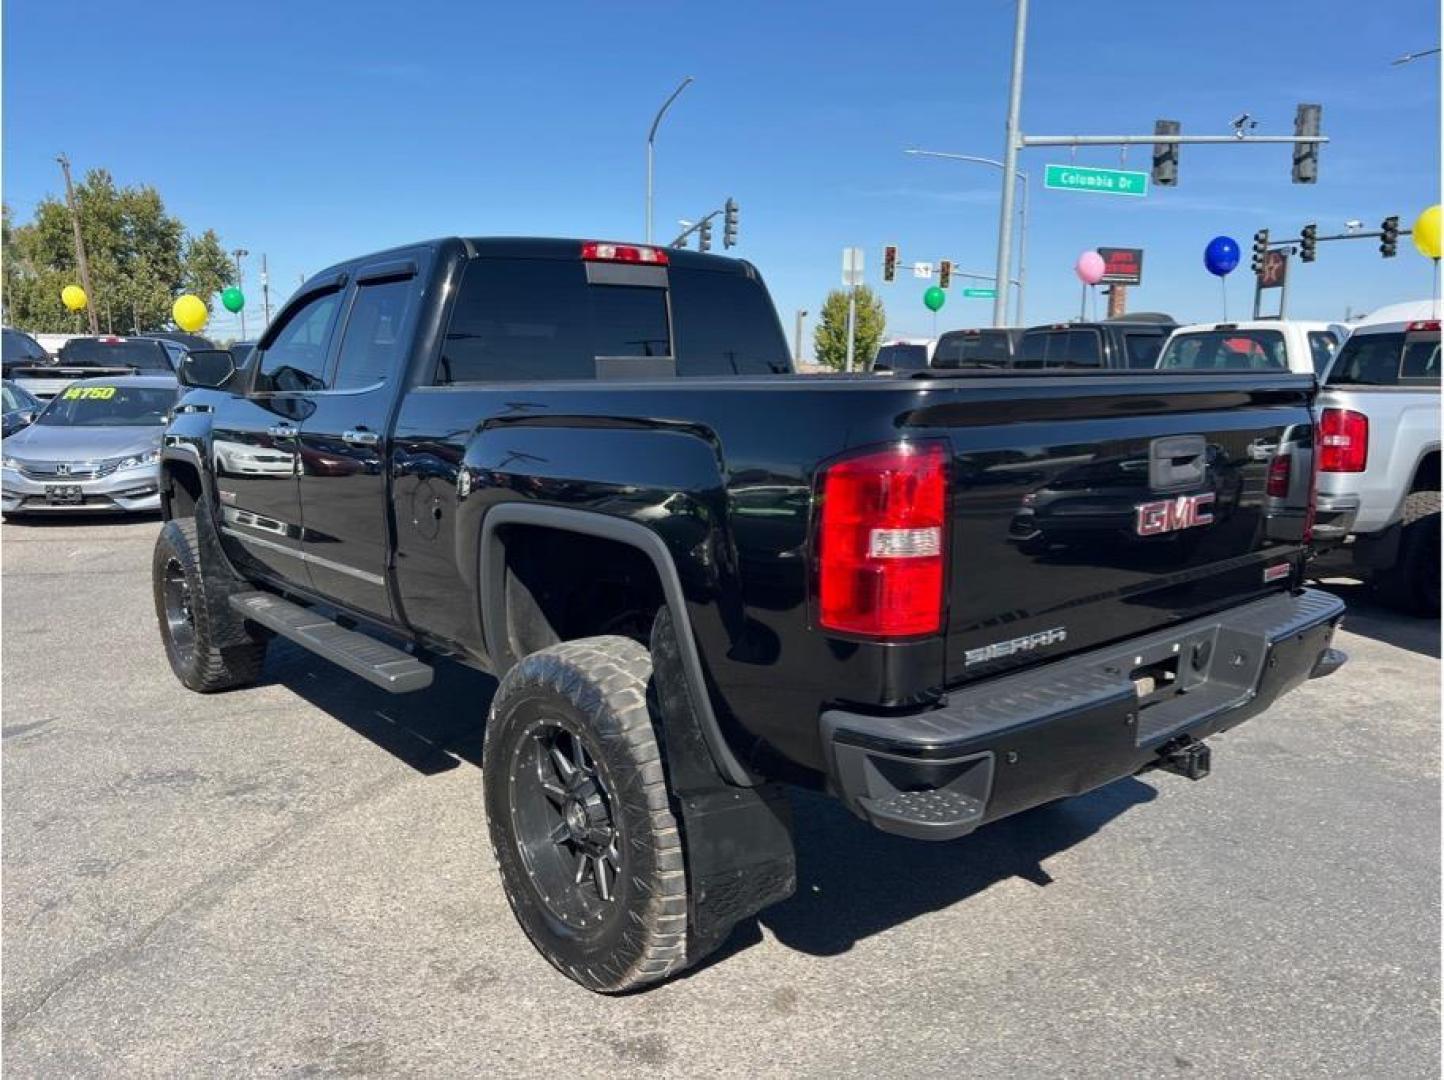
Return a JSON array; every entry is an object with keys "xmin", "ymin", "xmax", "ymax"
[{"xmin": 1075, "ymin": 251, "xmax": 1106, "ymax": 285}]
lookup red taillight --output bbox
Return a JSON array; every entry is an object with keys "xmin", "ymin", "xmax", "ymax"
[
  {"xmin": 1319, "ymin": 408, "xmax": 1369, "ymax": 472},
  {"xmin": 580, "ymin": 241, "xmax": 669, "ymax": 265},
  {"xmin": 1266, "ymin": 453, "xmax": 1292, "ymax": 498},
  {"xmin": 1406, "ymin": 320, "xmax": 1440, "ymax": 332},
  {"xmin": 817, "ymin": 442, "xmax": 948, "ymax": 637}
]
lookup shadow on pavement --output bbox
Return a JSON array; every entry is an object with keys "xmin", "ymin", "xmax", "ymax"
[
  {"xmin": 260, "ymin": 635, "xmax": 1158, "ymax": 963},
  {"xmin": 695, "ymin": 777, "xmax": 1158, "ymax": 968},
  {"xmin": 1316, "ymin": 578, "xmax": 1440, "ymax": 659},
  {"xmin": 264, "ymin": 639, "xmax": 495, "ymax": 774}
]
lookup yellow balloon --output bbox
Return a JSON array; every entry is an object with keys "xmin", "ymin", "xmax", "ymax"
[
  {"xmin": 61, "ymin": 284, "xmax": 87, "ymax": 311},
  {"xmin": 172, "ymin": 294, "xmax": 208, "ymax": 333},
  {"xmin": 1412, "ymin": 204, "xmax": 1441, "ymax": 260}
]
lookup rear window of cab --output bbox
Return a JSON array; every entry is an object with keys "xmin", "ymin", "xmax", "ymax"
[{"xmin": 435, "ymin": 259, "xmax": 790, "ymax": 383}]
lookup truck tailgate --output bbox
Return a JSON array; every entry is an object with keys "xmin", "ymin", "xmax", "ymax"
[{"xmin": 918, "ymin": 373, "xmax": 1317, "ymax": 685}]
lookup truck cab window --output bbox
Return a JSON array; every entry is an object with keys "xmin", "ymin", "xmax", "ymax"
[
  {"xmin": 334, "ymin": 279, "xmax": 415, "ymax": 390},
  {"xmin": 255, "ymin": 290, "xmax": 342, "ymax": 393},
  {"xmin": 1124, "ymin": 332, "xmax": 1163, "ymax": 368}
]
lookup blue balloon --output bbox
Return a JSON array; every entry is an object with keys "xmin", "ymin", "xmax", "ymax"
[{"xmin": 1204, "ymin": 235, "xmax": 1241, "ymax": 277}]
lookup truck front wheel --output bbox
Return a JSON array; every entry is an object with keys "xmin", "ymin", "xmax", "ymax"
[
  {"xmin": 483, "ymin": 636, "xmax": 690, "ymax": 992},
  {"xmin": 152, "ymin": 515, "xmax": 268, "ymax": 691},
  {"xmin": 1375, "ymin": 490, "xmax": 1441, "ymax": 616}
]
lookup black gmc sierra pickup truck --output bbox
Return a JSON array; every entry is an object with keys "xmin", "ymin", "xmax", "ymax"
[{"xmin": 154, "ymin": 237, "xmax": 1346, "ymax": 992}]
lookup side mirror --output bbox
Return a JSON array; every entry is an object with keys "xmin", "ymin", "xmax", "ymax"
[{"xmin": 179, "ymin": 349, "xmax": 237, "ymax": 390}]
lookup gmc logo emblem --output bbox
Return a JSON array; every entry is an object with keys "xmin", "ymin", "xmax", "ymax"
[{"xmin": 1136, "ymin": 492, "xmax": 1215, "ymax": 536}]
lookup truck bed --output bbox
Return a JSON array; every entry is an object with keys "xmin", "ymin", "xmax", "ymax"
[{"xmin": 386, "ymin": 368, "xmax": 1317, "ymax": 772}]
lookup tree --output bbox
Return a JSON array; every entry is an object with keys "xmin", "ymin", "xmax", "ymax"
[
  {"xmin": 2, "ymin": 169, "xmax": 235, "ymax": 334},
  {"xmin": 813, "ymin": 285, "xmax": 886, "ymax": 371}
]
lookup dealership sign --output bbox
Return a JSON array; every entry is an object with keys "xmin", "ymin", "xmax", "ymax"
[{"xmin": 1097, "ymin": 247, "xmax": 1144, "ymax": 285}]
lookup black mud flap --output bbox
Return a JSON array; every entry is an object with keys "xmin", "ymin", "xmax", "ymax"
[{"xmin": 650, "ymin": 608, "xmax": 796, "ymax": 956}]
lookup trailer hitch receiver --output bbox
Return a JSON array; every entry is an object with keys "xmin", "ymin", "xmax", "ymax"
[{"xmin": 1158, "ymin": 737, "xmax": 1211, "ymax": 781}]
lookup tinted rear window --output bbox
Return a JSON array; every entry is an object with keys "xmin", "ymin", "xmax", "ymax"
[
  {"xmin": 934, "ymin": 331, "xmax": 1011, "ymax": 368},
  {"xmin": 57, "ymin": 338, "xmax": 172, "ymax": 371},
  {"xmin": 1123, "ymin": 332, "xmax": 1164, "ymax": 368},
  {"xmin": 1326, "ymin": 331, "xmax": 1440, "ymax": 387},
  {"xmin": 1158, "ymin": 330, "xmax": 1287, "ymax": 371},
  {"xmin": 1017, "ymin": 329, "xmax": 1101, "ymax": 368},
  {"xmin": 437, "ymin": 259, "xmax": 788, "ymax": 383},
  {"xmin": 873, "ymin": 344, "xmax": 929, "ymax": 370}
]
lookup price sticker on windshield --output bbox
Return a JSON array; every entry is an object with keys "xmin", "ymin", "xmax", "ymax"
[{"xmin": 62, "ymin": 386, "xmax": 117, "ymax": 400}]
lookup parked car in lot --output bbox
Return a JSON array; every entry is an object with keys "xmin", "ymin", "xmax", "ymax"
[
  {"xmin": 1017, "ymin": 313, "xmax": 1177, "ymax": 370},
  {"xmin": 11, "ymin": 335, "xmax": 178, "ymax": 400},
  {"xmin": 2, "ymin": 380, "xmax": 43, "ymax": 438},
  {"xmin": 141, "ymin": 330, "xmax": 216, "ymax": 353},
  {"xmin": 871, "ymin": 337, "xmax": 934, "ymax": 371},
  {"xmin": 2, "ymin": 375, "xmax": 178, "ymax": 517},
  {"xmin": 154, "ymin": 236, "xmax": 1343, "ymax": 992},
  {"xmin": 1310, "ymin": 304, "xmax": 1439, "ymax": 613},
  {"xmin": 932, "ymin": 326, "xmax": 1024, "ymax": 369},
  {"xmin": 2, "ymin": 327, "xmax": 51, "ymax": 378},
  {"xmin": 1158, "ymin": 320, "xmax": 1342, "ymax": 375}
]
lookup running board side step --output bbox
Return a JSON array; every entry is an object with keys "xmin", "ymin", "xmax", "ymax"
[{"xmin": 228, "ymin": 591, "xmax": 433, "ymax": 693}]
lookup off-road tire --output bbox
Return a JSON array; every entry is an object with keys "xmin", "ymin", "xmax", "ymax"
[
  {"xmin": 152, "ymin": 515, "xmax": 268, "ymax": 691},
  {"xmin": 483, "ymin": 636, "xmax": 689, "ymax": 992},
  {"xmin": 1374, "ymin": 490, "xmax": 1441, "ymax": 616}
]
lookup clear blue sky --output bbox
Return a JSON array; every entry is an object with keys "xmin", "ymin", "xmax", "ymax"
[{"xmin": 4, "ymin": 0, "xmax": 1440, "ymax": 345}]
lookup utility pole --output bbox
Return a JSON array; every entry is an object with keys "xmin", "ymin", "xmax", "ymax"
[
  {"xmin": 793, "ymin": 309, "xmax": 808, "ymax": 366},
  {"xmin": 232, "ymin": 248, "xmax": 249, "ymax": 338},
  {"xmin": 844, "ymin": 290, "xmax": 858, "ymax": 373},
  {"xmin": 992, "ymin": 0, "xmax": 1029, "ymax": 329},
  {"xmin": 56, "ymin": 153, "xmax": 99, "ymax": 334},
  {"xmin": 261, "ymin": 253, "xmax": 272, "ymax": 327}
]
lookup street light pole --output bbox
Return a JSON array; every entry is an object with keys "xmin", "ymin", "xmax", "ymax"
[
  {"xmin": 646, "ymin": 76, "xmax": 694, "ymax": 244},
  {"xmin": 793, "ymin": 309, "xmax": 808, "ymax": 366},
  {"xmin": 232, "ymin": 248, "xmax": 249, "ymax": 339},
  {"xmin": 992, "ymin": 0, "xmax": 1028, "ymax": 329},
  {"xmin": 904, "ymin": 149, "xmax": 1031, "ymax": 324}
]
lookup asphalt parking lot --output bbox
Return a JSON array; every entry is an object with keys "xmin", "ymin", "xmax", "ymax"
[{"xmin": 2, "ymin": 515, "xmax": 1439, "ymax": 1078}]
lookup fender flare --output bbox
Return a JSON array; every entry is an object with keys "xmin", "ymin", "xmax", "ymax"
[{"xmin": 478, "ymin": 502, "xmax": 756, "ymax": 787}]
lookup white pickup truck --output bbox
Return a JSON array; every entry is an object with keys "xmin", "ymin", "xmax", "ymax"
[
  {"xmin": 1157, "ymin": 319, "xmax": 1344, "ymax": 375},
  {"xmin": 1311, "ymin": 302, "xmax": 1440, "ymax": 614}
]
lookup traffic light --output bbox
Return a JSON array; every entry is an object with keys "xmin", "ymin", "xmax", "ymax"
[
  {"xmin": 723, "ymin": 198, "xmax": 739, "ymax": 248},
  {"xmin": 883, "ymin": 244, "xmax": 898, "ymax": 282},
  {"xmin": 698, "ymin": 218, "xmax": 712, "ymax": 253},
  {"xmin": 1251, "ymin": 229, "xmax": 1269, "ymax": 275},
  {"xmin": 1380, "ymin": 215, "xmax": 1399, "ymax": 258},
  {"xmin": 1292, "ymin": 103, "xmax": 1322, "ymax": 184},
  {"xmin": 1152, "ymin": 119, "xmax": 1180, "ymax": 186},
  {"xmin": 1300, "ymin": 223, "xmax": 1317, "ymax": 263},
  {"xmin": 938, "ymin": 260, "xmax": 952, "ymax": 289}
]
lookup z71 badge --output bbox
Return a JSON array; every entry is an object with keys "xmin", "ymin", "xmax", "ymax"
[{"xmin": 1135, "ymin": 492, "xmax": 1215, "ymax": 536}]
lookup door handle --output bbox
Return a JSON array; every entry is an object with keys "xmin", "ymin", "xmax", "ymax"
[
  {"xmin": 342, "ymin": 428, "xmax": 380, "ymax": 448},
  {"xmin": 267, "ymin": 423, "xmax": 297, "ymax": 438}
]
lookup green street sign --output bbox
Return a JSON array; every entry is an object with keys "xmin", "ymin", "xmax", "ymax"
[
  {"xmin": 961, "ymin": 287, "xmax": 996, "ymax": 299},
  {"xmin": 1044, "ymin": 163, "xmax": 1149, "ymax": 198}
]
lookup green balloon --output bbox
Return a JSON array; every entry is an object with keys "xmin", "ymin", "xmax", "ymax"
[
  {"xmin": 923, "ymin": 285, "xmax": 946, "ymax": 312},
  {"xmin": 221, "ymin": 287, "xmax": 245, "ymax": 313}
]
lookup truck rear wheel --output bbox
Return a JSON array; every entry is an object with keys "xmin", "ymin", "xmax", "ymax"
[
  {"xmin": 152, "ymin": 515, "xmax": 268, "ymax": 691},
  {"xmin": 483, "ymin": 636, "xmax": 690, "ymax": 992},
  {"xmin": 1375, "ymin": 491, "xmax": 1440, "ymax": 616}
]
